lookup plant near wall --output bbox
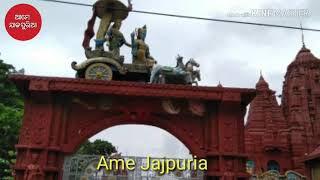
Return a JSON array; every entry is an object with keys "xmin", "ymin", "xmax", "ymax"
[
  {"xmin": 0, "ymin": 60, "xmax": 23, "ymax": 178},
  {"xmin": 76, "ymin": 139, "xmax": 117, "ymax": 156}
]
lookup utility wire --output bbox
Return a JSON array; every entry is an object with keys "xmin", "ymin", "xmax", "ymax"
[{"xmin": 39, "ymin": 0, "xmax": 320, "ymax": 32}]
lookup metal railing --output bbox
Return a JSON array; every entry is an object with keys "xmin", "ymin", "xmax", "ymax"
[{"xmin": 63, "ymin": 155, "xmax": 204, "ymax": 180}]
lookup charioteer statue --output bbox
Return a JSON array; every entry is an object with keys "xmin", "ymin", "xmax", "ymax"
[{"xmin": 107, "ymin": 23, "xmax": 131, "ymax": 59}]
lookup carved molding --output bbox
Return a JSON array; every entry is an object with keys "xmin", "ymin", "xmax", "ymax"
[{"xmin": 10, "ymin": 75, "xmax": 255, "ymax": 103}]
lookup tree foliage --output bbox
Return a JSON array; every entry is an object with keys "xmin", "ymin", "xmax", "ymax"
[
  {"xmin": 0, "ymin": 60, "xmax": 23, "ymax": 108},
  {"xmin": 77, "ymin": 139, "xmax": 117, "ymax": 156},
  {"xmin": 0, "ymin": 60, "xmax": 23, "ymax": 178}
]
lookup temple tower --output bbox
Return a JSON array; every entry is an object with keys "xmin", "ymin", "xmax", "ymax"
[
  {"xmin": 245, "ymin": 75, "xmax": 290, "ymax": 174},
  {"xmin": 281, "ymin": 44, "xmax": 320, "ymax": 172}
]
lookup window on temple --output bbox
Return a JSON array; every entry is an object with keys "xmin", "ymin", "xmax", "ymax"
[
  {"xmin": 292, "ymin": 86, "xmax": 299, "ymax": 94},
  {"xmin": 267, "ymin": 160, "xmax": 280, "ymax": 172}
]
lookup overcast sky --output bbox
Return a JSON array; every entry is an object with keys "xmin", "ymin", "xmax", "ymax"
[{"xmin": 1, "ymin": 0, "xmax": 320, "ymax": 158}]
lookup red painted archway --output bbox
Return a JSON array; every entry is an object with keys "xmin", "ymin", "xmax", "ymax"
[{"xmin": 10, "ymin": 75, "xmax": 255, "ymax": 180}]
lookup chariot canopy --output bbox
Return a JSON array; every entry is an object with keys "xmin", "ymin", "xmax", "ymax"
[{"xmin": 94, "ymin": 0, "xmax": 130, "ymax": 21}]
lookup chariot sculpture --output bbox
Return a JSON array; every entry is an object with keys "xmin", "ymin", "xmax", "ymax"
[{"xmin": 71, "ymin": 0, "xmax": 201, "ymax": 85}]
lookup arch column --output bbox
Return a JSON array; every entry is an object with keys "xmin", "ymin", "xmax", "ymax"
[{"xmin": 204, "ymin": 95, "xmax": 250, "ymax": 180}]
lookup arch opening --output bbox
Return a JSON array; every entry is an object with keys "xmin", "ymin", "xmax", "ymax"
[
  {"xmin": 63, "ymin": 125, "xmax": 202, "ymax": 180},
  {"xmin": 80, "ymin": 125, "xmax": 192, "ymax": 159}
]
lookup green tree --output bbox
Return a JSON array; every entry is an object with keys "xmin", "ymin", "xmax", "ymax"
[
  {"xmin": 77, "ymin": 139, "xmax": 117, "ymax": 155},
  {"xmin": 0, "ymin": 60, "xmax": 23, "ymax": 178}
]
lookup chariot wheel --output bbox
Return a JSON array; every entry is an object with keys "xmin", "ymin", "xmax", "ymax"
[{"xmin": 85, "ymin": 63, "xmax": 113, "ymax": 80}]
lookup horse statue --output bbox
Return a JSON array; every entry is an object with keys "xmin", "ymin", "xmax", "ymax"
[
  {"xmin": 185, "ymin": 58, "xmax": 201, "ymax": 85},
  {"xmin": 150, "ymin": 55, "xmax": 201, "ymax": 85}
]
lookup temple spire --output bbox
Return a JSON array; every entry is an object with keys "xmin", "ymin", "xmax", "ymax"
[
  {"xmin": 256, "ymin": 70, "xmax": 269, "ymax": 90},
  {"xmin": 300, "ymin": 22, "xmax": 306, "ymax": 48},
  {"xmin": 259, "ymin": 70, "xmax": 265, "ymax": 81}
]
